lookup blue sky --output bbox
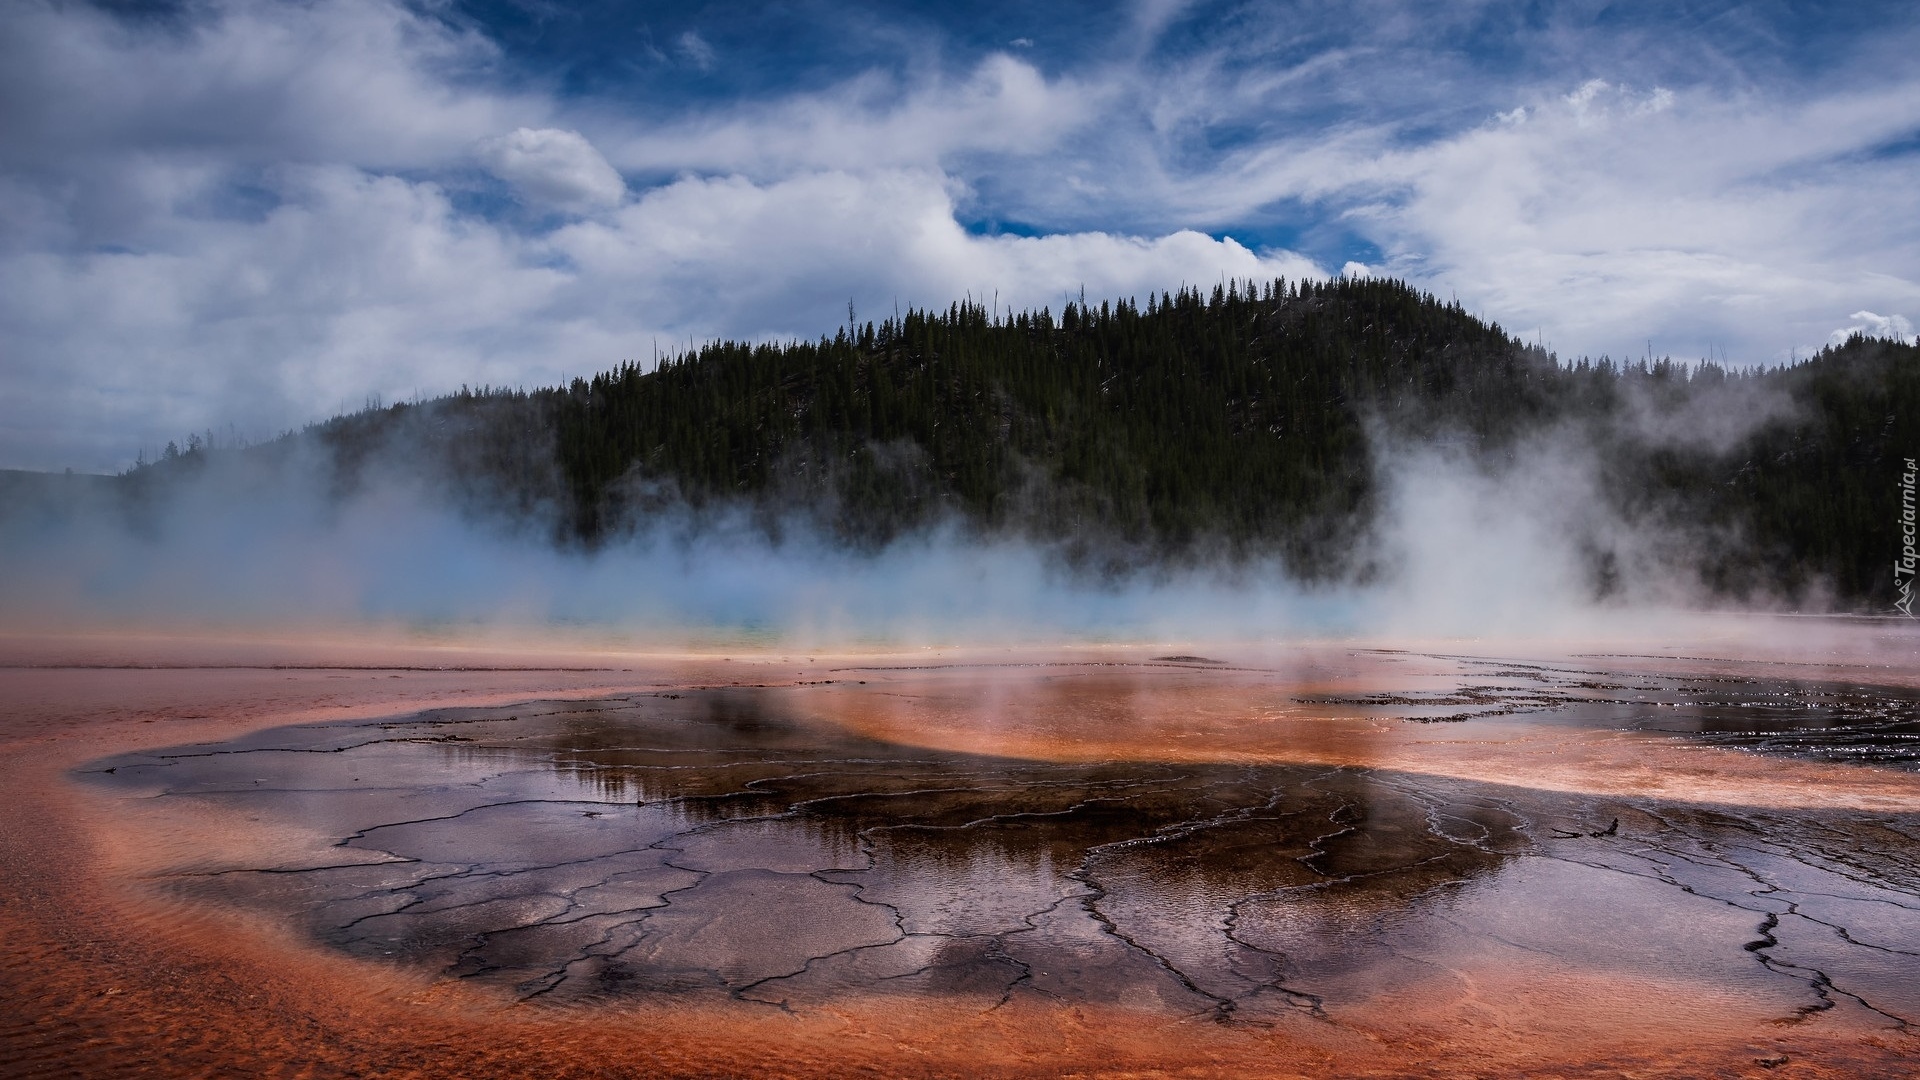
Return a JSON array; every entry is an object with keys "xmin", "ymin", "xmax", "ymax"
[{"xmin": 3, "ymin": 0, "xmax": 1918, "ymax": 470}]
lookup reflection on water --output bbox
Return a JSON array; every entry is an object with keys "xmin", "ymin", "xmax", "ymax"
[
  {"xmin": 1304, "ymin": 652, "xmax": 1920, "ymax": 765},
  {"xmin": 79, "ymin": 658, "xmax": 1920, "ymax": 1031}
]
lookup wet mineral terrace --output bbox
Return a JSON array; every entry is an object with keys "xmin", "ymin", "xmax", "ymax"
[{"xmin": 77, "ymin": 648, "xmax": 1920, "ymax": 1047}]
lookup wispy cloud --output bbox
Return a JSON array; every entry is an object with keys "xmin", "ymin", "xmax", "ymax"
[
  {"xmin": 592, "ymin": 53, "xmax": 1102, "ymax": 176},
  {"xmin": 674, "ymin": 30, "xmax": 717, "ymax": 72}
]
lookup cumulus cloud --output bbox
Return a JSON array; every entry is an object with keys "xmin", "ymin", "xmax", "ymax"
[
  {"xmin": 551, "ymin": 169, "xmax": 1319, "ymax": 334},
  {"xmin": 478, "ymin": 128, "xmax": 627, "ymax": 212},
  {"xmin": 0, "ymin": 0, "xmax": 537, "ymax": 177},
  {"xmin": 0, "ymin": 165, "xmax": 583, "ymax": 466},
  {"xmin": 1830, "ymin": 310, "xmax": 1916, "ymax": 346},
  {"xmin": 0, "ymin": 162, "xmax": 1321, "ymax": 471}
]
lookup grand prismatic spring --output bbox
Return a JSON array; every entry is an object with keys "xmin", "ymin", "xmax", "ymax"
[{"xmin": 2, "ymin": 625, "xmax": 1917, "ymax": 1078}]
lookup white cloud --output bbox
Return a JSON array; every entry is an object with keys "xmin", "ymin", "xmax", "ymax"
[
  {"xmin": 0, "ymin": 0, "xmax": 546, "ymax": 259},
  {"xmin": 0, "ymin": 0, "xmax": 537, "ymax": 174},
  {"xmin": 1377, "ymin": 82, "xmax": 1920, "ymax": 363},
  {"xmin": 1168, "ymin": 79, "xmax": 1920, "ymax": 363},
  {"xmin": 0, "ymin": 164, "xmax": 1323, "ymax": 471},
  {"xmin": 594, "ymin": 53, "xmax": 1101, "ymax": 175},
  {"xmin": 552, "ymin": 169, "xmax": 1321, "ymax": 333},
  {"xmin": 478, "ymin": 128, "xmax": 627, "ymax": 212},
  {"xmin": 1830, "ymin": 310, "xmax": 1916, "ymax": 346},
  {"xmin": 675, "ymin": 31, "xmax": 717, "ymax": 71},
  {"xmin": 0, "ymin": 166, "xmax": 585, "ymax": 467},
  {"xmin": 1564, "ymin": 78, "xmax": 1612, "ymax": 120}
]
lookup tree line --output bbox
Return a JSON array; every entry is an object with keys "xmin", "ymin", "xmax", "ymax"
[{"xmin": 128, "ymin": 276, "xmax": 1920, "ymax": 609}]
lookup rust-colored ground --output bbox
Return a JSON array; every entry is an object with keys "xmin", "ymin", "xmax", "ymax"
[{"xmin": 3, "ymin": 626, "xmax": 1917, "ymax": 1078}]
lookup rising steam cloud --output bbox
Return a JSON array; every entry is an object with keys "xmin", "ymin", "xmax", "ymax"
[{"xmin": 0, "ymin": 419, "xmax": 1745, "ymax": 646}]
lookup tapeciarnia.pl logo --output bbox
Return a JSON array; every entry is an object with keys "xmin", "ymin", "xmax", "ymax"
[{"xmin": 1898, "ymin": 457, "xmax": 1917, "ymax": 618}]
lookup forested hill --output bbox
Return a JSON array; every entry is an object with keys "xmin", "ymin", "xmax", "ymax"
[
  {"xmin": 557, "ymin": 278, "xmax": 1560, "ymax": 563},
  {"xmin": 125, "ymin": 276, "xmax": 1920, "ymax": 609}
]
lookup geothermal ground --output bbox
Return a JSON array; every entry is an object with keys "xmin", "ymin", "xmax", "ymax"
[{"xmin": 3, "ymin": 624, "xmax": 1918, "ymax": 1078}]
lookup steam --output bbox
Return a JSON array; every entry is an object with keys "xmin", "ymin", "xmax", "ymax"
[
  {"xmin": 0, "ymin": 418, "xmax": 1763, "ymax": 647},
  {"xmin": 1362, "ymin": 435, "xmax": 1712, "ymax": 638}
]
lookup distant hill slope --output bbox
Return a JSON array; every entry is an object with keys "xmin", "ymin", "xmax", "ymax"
[{"xmin": 114, "ymin": 277, "xmax": 1920, "ymax": 609}]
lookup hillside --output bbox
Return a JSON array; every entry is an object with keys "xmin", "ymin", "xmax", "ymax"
[{"xmin": 119, "ymin": 277, "xmax": 1920, "ymax": 609}]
